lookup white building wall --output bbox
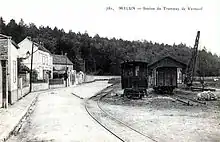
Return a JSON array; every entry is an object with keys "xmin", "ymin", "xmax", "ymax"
[
  {"xmin": 18, "ymin": 38, "xmax": 38, "ymax": 69},
  {"xmin": 18, "ymin": 38, "xmax": 53, "ymax": 80},
  {"xmin": 0, "ymin": 61, "xmax": 2, "ymax": 106},
  {"xmin": 8, "ymin": 41, "xmax": 19, "ymax": 92}
]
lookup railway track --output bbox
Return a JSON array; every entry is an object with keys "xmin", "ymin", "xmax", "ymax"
[
  {"xmin": 168, "ymin": 94, "xmax": 207, "ymax": 106},
  {"xmin": 85, "ymin": 84, "xmax": 158, "ymax": 142}
]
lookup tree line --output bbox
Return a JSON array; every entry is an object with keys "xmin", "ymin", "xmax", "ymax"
[{"xmin": 0, "ymin": 17, "xmax": 220, "ymax": 76}]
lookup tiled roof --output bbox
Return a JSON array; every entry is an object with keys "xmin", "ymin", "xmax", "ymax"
[
  {"xmin": 34, "ymin": 42, "xmax": 51, "ymax": 54},
  {"xmin": 52, "ymin": 54, "xmax": 73, "ymax": 65},
  {"xmin": 0, "ymin": 34, "xmax": 19, "ymax": 49},
  {"xmin": 26, "ymin": 37, "xmax": 51, "ymax": 54}
]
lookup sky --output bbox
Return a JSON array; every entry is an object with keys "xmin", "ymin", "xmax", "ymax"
[{"xmin": 0, "ymin": 0, "xmax": 219, "ymax": 55}]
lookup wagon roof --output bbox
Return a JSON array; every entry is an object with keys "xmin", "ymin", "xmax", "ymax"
[
  {"xmin": 148, "ymin": 56, "xmax": 187, "ymax": 69},
  {"xmin": 121, "ymin": 60, "xmax": 148, "ymax": 65}
]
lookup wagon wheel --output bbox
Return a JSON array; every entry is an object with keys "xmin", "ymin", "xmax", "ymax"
[
  {"xmin": 124, "ymin": 89, "xmax": 132, "ymax": 99},
  {"xmin": 126, "ymin": 93, "xmax": 132, "ymax": 99}
]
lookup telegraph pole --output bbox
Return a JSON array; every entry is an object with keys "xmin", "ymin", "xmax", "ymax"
[
  {"xmin": 65, "ymin": 53, "xmax": 68, "ymax": 87},
  {"xmin": 29, "ymin": 38, "xmax": 34, "ymax": 92}
]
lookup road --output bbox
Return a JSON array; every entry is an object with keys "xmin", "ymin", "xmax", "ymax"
[{"xmin": 7, "ymin": 81, "xmax": 120, "ymax": 142}]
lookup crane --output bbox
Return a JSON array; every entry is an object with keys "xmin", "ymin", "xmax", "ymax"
[{"xmin": 184, "ymin": 31, "xmax": 200, "ymax": 87}]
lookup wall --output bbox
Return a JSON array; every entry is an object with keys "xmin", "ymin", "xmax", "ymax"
[
  {"xmin": 84, "ymin": 75, "xmax": 95, "ymax": 82},
  {"xmin": 8, "ymin": 41, "xmax": 19, "ymax": 104},
  {"xmin": 31, "ymin": 83, "xmax": 49, "ymax": 92},
  {"xmin": 49, "ymin": 84, "xmax": 65, "ymax": 89},
  {"xmin": 17, "ymin": 85, "xmax": 29, "ymax": 100}
]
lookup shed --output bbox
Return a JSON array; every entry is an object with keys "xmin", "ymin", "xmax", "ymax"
[{"xmin": 148, "ymin": 56, "xmax": 187, "ymax": 93}]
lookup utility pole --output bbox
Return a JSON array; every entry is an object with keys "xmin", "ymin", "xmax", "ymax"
[
  {"xmin": 29, "ymin": 38, "xmax": 34, "ymax": 92},
  {"xmin": 65, "ymin": 53, "xmax": 68, "ymax": 87}
]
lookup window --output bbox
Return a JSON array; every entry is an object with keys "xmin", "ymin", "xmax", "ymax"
[
  {"xmin": 42, "ymin": 55, "xmax": 45, "ymax": 65},
  {"xmin": 135, "ymin": 66, "xmax": 139, "ymax": 76},
  {"xmin": 46, "ymin": 57, "xmax": 48, "ymax": 65}
]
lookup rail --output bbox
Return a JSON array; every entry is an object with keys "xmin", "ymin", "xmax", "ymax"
[{"xmin": 85, "ymin": 83, "xmax": 158, "ymax": 142}]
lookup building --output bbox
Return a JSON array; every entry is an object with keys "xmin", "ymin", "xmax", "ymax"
[
  {"xmin": 52, "ymin": 54, "xmax": 76, "ymax": 86},
  {"xmin": 148, "ymin": 56, "xmax": 187, "ymax": 93},
  {"xmin": 0, "ymin": 34, "xmax": 20, "ymax": 107},
  {"xmin": 18, "ymin": 37, "xmax": 53, "ymax": 80}
]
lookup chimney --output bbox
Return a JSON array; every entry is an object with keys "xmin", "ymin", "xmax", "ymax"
[{"xmin": 27, "ymin": 36, "xmax": 31, "ymax": 40}]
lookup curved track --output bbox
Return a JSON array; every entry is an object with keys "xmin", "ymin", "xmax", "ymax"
[{"xmin": 85, "ymin": 84, "xmax": 158, "ymax": 142}]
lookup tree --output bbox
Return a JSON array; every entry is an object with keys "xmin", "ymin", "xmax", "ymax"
[
  {"xmin": 0, "ymin": 17, "xmax": 6, "ymax": 34},
  {"xmin": 1, "ymin": 16, "xmax": 220, "ymax": 76}
]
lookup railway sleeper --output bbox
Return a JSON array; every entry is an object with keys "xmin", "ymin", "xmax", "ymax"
[
  {"xmin": 175, "ymin": 98, "xmax": 193, "ymax": 106},
  {"xmin": 176, "ymin": 95, "xmax": 206, "ymax": 105}
]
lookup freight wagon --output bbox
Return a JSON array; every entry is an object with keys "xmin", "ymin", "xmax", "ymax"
[{"xmin": 148, "ymin": 56, "xmax": 186, "ymax": 94}]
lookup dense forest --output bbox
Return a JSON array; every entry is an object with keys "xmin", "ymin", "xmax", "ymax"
[{"xmin": 0, "ymin": 17, "xmax": 220, "ymax": 76}]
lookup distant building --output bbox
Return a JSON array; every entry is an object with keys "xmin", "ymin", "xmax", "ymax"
[
  {"xmin": 18, "ymin": 37, "xmax": 53, "ymax": 80},
  {"xmin": 0, "ymin": 34, "xmax": 20, "ymax": 107},
  {"xmin": 52, "ymin": 54, "xmax": 76, "ymax": 86}
]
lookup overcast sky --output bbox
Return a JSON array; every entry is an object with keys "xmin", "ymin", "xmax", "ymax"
[{"xmin": 0, "ymin": 0, "xmax": 219, "ymax": 55}]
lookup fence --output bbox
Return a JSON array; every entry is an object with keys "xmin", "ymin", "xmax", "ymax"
[
  {"xmin": 49, "ymin": 78, "xmax": 65, "ymax": 89},
  {"xmin": 32, "ymin": 79, "xmax": 48, "ymax": 83},
  {"xmin": 49, "ymin": 78, "xmax": 64, "ymax": 85}
]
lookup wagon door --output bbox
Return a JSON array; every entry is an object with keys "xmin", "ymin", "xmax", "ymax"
[{"xmin": 156, "ymin": 69, "xmax": 164, "ymax": 86}]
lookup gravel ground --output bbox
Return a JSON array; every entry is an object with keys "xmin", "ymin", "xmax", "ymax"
[{"xmin": 101, "ymin": 86, "xmax": 220, "ymax": 142}]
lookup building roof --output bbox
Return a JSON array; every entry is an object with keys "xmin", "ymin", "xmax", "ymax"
[
  {"xmin": 0, "ymin": 33, "xmax": 10, "ymax": 39},
  {"xmin": 34, "ymin": 42, "xmax": 51, "ymax": 54},
  {"xmin": 121, "ymin": 60, "xmax": 148, "ymax": 65},
  {"xmin": 0, "ymin": 34, "xmax": 20, "ymax": 49},
  {"xmin": 148, "ymin": 56, "xmax": 187, "ymax": 69},
  {"xmin": 11, "ymin": 40, "xmax": 20, "ymax": 49},
  {"xmin": 26, "ymin": 37, "xmax": 51, "ymax": 54},
  {"xmin": 52, "ymin": 54, "xmax": 73, "ymax": 65}
]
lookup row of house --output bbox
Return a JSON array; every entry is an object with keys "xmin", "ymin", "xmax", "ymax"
[{"xmin": 0, "ymin": 34, "xmax": 84, "ymax": 108}]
